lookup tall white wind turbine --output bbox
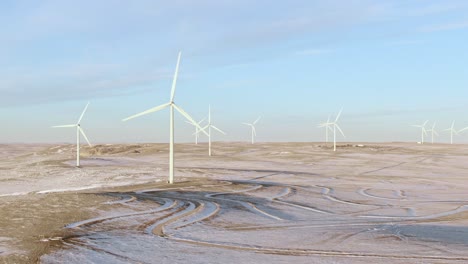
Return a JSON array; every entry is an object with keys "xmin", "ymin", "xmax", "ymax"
[
  {"xmin": 199, "ymin": 105, "xmax": 226, "ymax": 156},
  {"xmin": 330, "ymin": 108, "xmax": 345, "ymax": 152},
  {"xmin": 122, "ymin": 52, "xmax": 208, "ymax": 184},
  {"xmin": 243, "ymin": 116, "xmax": 261, "ymax": 144},
  {"xmin": 318, "ymin": 115, "xmax": 333, "ymax": 143},
  {"xmin": 186, "ymin": 117, "xmax": 205, "ymax": 144},
  {"xmin": 444, "ymin": 121, "xmax": 459, "ymax": 144},
  {"xmin": 412, "ymin": 120, "xmax": 428, "ymax": 144},
  {"xmin": 426, "ymin": 122, "xmax": 439, "ymax": 144},
  {"xmin": 52, "ymin": 102, "xmax": 92, "ymax": 167}
]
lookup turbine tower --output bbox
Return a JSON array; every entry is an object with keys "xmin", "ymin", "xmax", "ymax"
[
  {"xmin": 186, "ymin": 117, "xmax": 206, "ymax": 144},
  {"xmin": 444, "ymin": 121, "xmax": 459, "ymax": 144},
  {"xmin": 412, "ymin": 120, "xmax": 428, "ymax": 144},
  {"xmin": 122, "ymin": 52, "xmax": 208, "ymax": 184},
  {"xmin": 318, "ymin": 115, "xmax": 333, "ymax": 143},
  {"xmin": 199, "ymin": 105, "xmax": 226, "ymax": 156},
  {"xmin": 426, "ymin": 122, "xmax": 439, "ymax": 144},
  {"xmin": 243, "ymin": 116, "xmax": 261, "ymax": 144},
  {"xmin": 52, "ymin": 102, "xmax": 92, "ymax": 167},
  {"xmin": 330, "ymin": 108, "xmax": 345, "ymax": 152}
]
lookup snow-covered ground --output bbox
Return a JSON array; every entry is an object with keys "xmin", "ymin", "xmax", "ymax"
[{"xmin": 1, "ymin": 142, "xmax": 468, "ymax": 263}]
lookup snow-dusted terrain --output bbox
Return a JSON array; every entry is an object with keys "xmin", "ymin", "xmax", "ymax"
[{"xmin": 1, "ymin": 142, "xmax": 468, "ymax": 263}]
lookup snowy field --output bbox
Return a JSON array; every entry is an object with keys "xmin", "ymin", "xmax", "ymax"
[{"xmin": 1, "ymin": 142, "xmax": 468, "ymax": 263}]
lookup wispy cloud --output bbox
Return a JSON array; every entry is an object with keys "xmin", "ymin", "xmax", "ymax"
[
  {"xmin": 405, "ymin": 2, "xmax": 468, "ymax": 17},
  {"xmin": 0, "ymin": 0, "xmax": 467, "ymax": 108},
  {"xmin": 295, "ymin": 49, "xmax": 333, "ymax": 56},
  {"xmin": 386, "ymin": 40, "xmax": 424, "ymax": 46},
  {"xmin": 421, "ymin": 20, "xmax": 468, "ymax": 32},
  {"xmin": 345, "ymin": 106, "xmax": 463, "ymax": 120},
  {"xmin": 0, "ymin": 63, "xmax": 173, "ymax": 106}
]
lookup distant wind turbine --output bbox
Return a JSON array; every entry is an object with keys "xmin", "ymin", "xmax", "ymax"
[
  {"xmin": 199, "ymin": 105, "xmax": 226, "ymax": 156},
  {"xmin": 243, "ymin": 116, "xmax": 261, "ymax": 144},
  {"xmin": 412, "ymin": 120, "xmax": 428, "ymax": 144},
  {"xmin": 444, "ymin": 121, "xmax": 459, "ymax": 144},
  {"xmin": 186, "ymin": 117, "xmax": 206, "ymax": 145},
  {"xmin": 330, "ymin": 108, "xmax": 345, "ymax": 152},
  {"xmin": 426, "ymin": 122, "xmax": 439, "ymax": 144},
  {"xmin": 52, "ymin": 102, "xmax": 92, "ymax": 167},
  {"xmin": 318, "ymin": 115, "xmax": 333, "ymax": 143},
  {"xmin": 122, "ymin": 52, "xmax": 208, "ymax": 184}
]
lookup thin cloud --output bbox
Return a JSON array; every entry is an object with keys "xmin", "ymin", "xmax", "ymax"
[
  {"xmin": 0, "ymin": 64, "xmax": 173, "ymax": 107},
  {"xmin": 386, "ymin": 40, "xmax": 423, "ymax": 46},
  {"xmin": 295, "ymin": 49, "xmax": 333, "ymax": 56},
  {"xmin": 405, "ymin": 2, "xmax": 468, "ymax": 17},
  {"xmin": 421, "ymin": 20, "xmax": 468, "ymax": 32},
  {"xmin": 345, "ymin": 106, "xmax": 463, "ymax": 120}
]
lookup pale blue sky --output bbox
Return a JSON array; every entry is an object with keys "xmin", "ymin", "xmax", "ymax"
[{"xmin": 1, "ymin": 0, "xmax": 468, "ymax": 143}]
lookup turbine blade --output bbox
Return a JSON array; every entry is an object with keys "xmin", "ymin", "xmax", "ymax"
[
  {"xmin": 253, "ymin": 116, "xmax": 261, "ymax": 125},
  {"xmin": 79, "ymin": 127, "xmax": 92, "ymax": 147},
  {"xmin": 170, "ymin": 52, "xmax": 182, "ymax": 102},
  {"xmin": 459, "ymin": 127, "xmax": 468, "ymax": 133},
  {"xmin": 335, "ymin": 124, "xmax": 345, "ymax": 137},
  {"xmin": 242, "ymin": 122, "xmax": 252, "ymax": 126},
  {"xmin": 173, "ymin": 103, "xmax": 209, "ymax": 137},
  {"xmin": 193, "ymin": 130, "xmax": 203, "ymax": 136},
  {"xmin": 52, "ymin": 124, "xmax": 77, "ymax": 128},
  {"xmin": 252, "ymin": 126, "xmax": 257, "ymax": 136},
  {"xmin": 197, "ymin": 117, "xmax": 206, "ymax": 125},
  {"xmin": 211, "ymin": 125, "xmax": 226, "ymax": 135},
  {"xmin": 422, "ymin": 120, "xmax": 428, "ymax": 126},
  {"xmin": 122, "ymin": 102, "xmax": 170, "ymax": 122},
  {"xmin": 77, "ymin": 102, "xmax": 90, "ymax": 124},
  {"xmin": 334, "ymin": 107, "xmax": 343, "ymax": 122},
  {"xmin": 318, "ymin": 123, "xmax": 331, "ymax": 128}
]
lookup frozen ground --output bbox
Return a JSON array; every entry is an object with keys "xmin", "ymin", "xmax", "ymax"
[{"xmin": 1, "ymin": 142, "xmax": 468, "ymax": 263}]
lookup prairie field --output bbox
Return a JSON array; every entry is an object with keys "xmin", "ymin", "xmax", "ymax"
[{"xmin": 1, "ymin": 142, "xmax": 468, "ymax": 263}]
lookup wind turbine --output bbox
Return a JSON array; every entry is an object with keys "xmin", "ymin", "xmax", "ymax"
[
  {"xmin": 444, "ymin": 121, "xmax": 459, "ymax": 144},
  {"xmin": 330, "ymin": 108, "xmax": 345, "ymax": 152},
  {"xmin": 412, "ymin": 120, "xmax": 428, "ymax": 144},
  {"xmin": 199, "ymin": 105, "xmax": 226, "ymax": 156},
  {"xmin": 122, "ymin": 52, "xmax": 208, "ymax": 184},
  {"xmin": 186, "ymin": 117, "xmax": 206, "ymax": 144},
  {"xmin": 426, "ymin": 122, "xmax": 439, "ymax": 144},
  {"xmin": 52, "ymin": 102, "xmax": 92, "ymax": 167},
  {"xmin": 318, "ymin": 115, "xmax": 333, "ymax": 143},
  {"xmin": 243, "ymin": 116, "xmax": 261, "ymax": 144}
]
